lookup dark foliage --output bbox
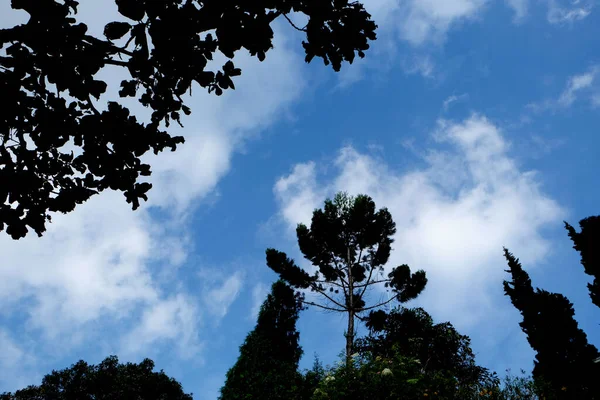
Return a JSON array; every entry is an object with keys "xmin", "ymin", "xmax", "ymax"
[
  {"xmin": 565, "ymin": 216, "xmax": 600, "ymax": 308},
  {"xmin": 219, "ymin": 280, "xmax": 305, "ymax": 400},
  {"xmin": 0, "ymin": 0, "xmax": 377, "ymax": 239},
  {"xmin": 0, "ymin": 355, "xmax": 192, "ymax": 400},
  {"xmin": 358, "ymin": 307, "xmax": 497, "ymax": 394},
  {"xmin": 266, "ymin": 192, "xmax": 427, "ymax": 365},
  {"xmin": 300, "ymin": 354, "xmax": 326, "ymax": 400},
  {"xmin": 503, "ymin": 248, "xmax": 600, "ymax": 399}
]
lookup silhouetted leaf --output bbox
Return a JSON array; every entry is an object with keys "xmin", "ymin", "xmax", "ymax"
[{"xmin": 104, "ymin": 21, "xmax": 131, "ymax": 40}]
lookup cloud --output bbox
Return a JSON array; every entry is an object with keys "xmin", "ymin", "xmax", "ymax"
[
  {"xmin": 274, "ymin": 162, "xmax": 323, "ymax": 232},
  {"xmin": 363, "ymin": 0, "xmax": 488, "ymax": 47},
  {"xmin": 558, "ymin": 65, "xmax": 599, "ymax": 106},
  {"xmin": 0, "ymin": 330, "xmax": 38, "ymax": 390},
  {"xmin": 547, "ymin": 0, "xmax": 593, "ymax": 24},
  {"xmin": 526, "ymin": 65, "xmax": 600, "ymax": 112},
  {"xmin": 202, "ymin": 271, "xmax": 245, "ymax": 320},
  {"xmin": 333, "ymin": 0, "xmax": 489, "ymax": 85},
  {"xmin": 272, "ymin": 114, "xmax": 563, "ymax": 337},
  {"xmin": 120, "ymin": 294, "xmax": 201, "ymax": 360},
  {"xmin": 443, "ymin": 93, "xmax": 469, "ymax": 111},
  {"xmin": 250, "ymin": 283, "xmax": 270, "ymax": 320},
  {"xmin": 505, "ymin": 0, "xmax": 529, "ymax": 21},
  {"xmin": 401, "ymin": 55, "xmax": 436, "ymax": 78}
]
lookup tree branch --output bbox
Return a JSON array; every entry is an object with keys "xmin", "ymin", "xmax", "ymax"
[
  {"xmin": 86, "ymin": 96, "xmax": 101, "ymax": 116},
  {"xmin": 282, "ymin": 13, "xmax": 307, "ymax": 32},
  {"xmin": 303, "ymin": 300, "xmax": 346, "ymax": 313},
  {"xmin": 315, "ymin": 279, "xmax": 345, "ymax": 289},
  {"xmin": 83, "ymin": 34, "xmax": 135, "ymax": 57},
  {"xmin": 358, "ymin": 294, "xmax": 398, "ymax": 312},
  {"xmin": 354, "ymin": 278, "xmax": 391, "ymax": 289},
  {"xmin": 103, "ymin": 59, "xmax": 129, "ymax": 67},
  {"xmin": 311, "ymin": 284, "xmax": 348, "ymax": 310}
]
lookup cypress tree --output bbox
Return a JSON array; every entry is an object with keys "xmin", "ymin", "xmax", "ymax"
[
  {"xmin": 565, "ymin": 216, "xmax": 600, "ymax": 308},
  {"xmin": 503, "ymin": 248, "xmax": 600, "ymax": 399},
  {"xmin": 219, "ymin": 280, "xmax": 304, "ymax": 400}
]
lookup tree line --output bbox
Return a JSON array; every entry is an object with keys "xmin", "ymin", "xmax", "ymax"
[{"xmin": 3, "ymin": 193, "xmax": 598, "ymax": 399}]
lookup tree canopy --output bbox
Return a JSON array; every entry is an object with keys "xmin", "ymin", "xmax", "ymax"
[
  {"xmin": 266, "ymin": 192, "xmax": 427, "ymax": 366},
  {"xmin": 0, "ymin": 356, "xmax": 192, "ymax": 400},
  {"xmin": 219, "ymin": 280, "xmax": 305, "ymax": 400},
  {"xmin": 357, "ymin": 306, "xmax": 496, "ymax": 393},
  {"xmin": 0, "ymin": 0, "xmax": 377, "ymax": 239}
]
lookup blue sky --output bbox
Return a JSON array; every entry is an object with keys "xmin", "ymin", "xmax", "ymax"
[{"xmin": 1, "ymin": 0, "xmax": 600, "ymax": 398}]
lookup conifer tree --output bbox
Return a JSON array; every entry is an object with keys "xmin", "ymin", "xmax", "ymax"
[
  {"xmin": 565, "ymin": 216, "xmax": 600, "ymax": 308},
  {"xmin": 266, "ymin": 192, "xmax": 427, "ymax": 366},
  {"xmin": 218, "ymin": 280, "xmax": 304, "ymax": 400},
  {"xmin": 503, "ymin": 248, "xmax": 600, "ymax": 399}
]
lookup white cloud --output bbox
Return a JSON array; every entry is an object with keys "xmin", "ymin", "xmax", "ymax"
[
  {"xmin": 558, "ymin": 66, "xmax": 599, "ymax": 106},
  {"xmin": 274, "ymin": 162, "xmax": 323, "ymax": 232},
  {"xmin": 0, "ymin": 330, "xmax": 38, "ymax": 390},
  {"xmin": 202, "ymin": 271, "xmax": 245, "ymax": 320},
  {"xmin": 527, "ymin": 65, "xmax": 600, "ymax": 112},
  {"xmin": 250, "ymin": 282, "xmax": 270, "ymax": 320},
  {"xmin": 443, "ymin": 93, "xmax": 469, "ymax": 111},
  {"xmin": 272, "ymin": 114, "xmax": 563, "ymax": 333},
  {"xmin": 333, "ymin": 0, "xmax": 489, "ymax": 84},
  {"xmin": 120, "ymin": 294, "xmax": 201, "ymax": 359},
  {"xmin": 506, "ymin": 0, "xmax": 529, "ymax": 21},
  {"xmin": 401, "ymin": 55, "xmax": 436, "ymax": 78},
  {"xmin": 547, "ymin": 0, "xmax": 593, "ymax": 24},
  {"xmin": 396, "ymin": 0, "xmax": 488, "ymax": 46}
]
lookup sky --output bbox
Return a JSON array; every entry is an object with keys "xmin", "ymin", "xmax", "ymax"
[{"xmin": 1, "ymin": 0, "xmax": 600, "ymax": 398}]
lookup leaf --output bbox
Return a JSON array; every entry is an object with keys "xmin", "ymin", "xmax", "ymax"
[
  {"xmin": 115, "ymin": 0, "xmax": 145, "ymax": 21},
  {"xmin": 104, "ymin": 21, "xmax": 132, "ymax": 40},
  {"xmin": 89, "ymin": 80, "xmax": 107, "ymax": 100}
]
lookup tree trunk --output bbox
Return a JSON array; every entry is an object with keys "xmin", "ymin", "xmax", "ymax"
[
  {"xmin": 346, "ymin": 307, "xmax": 354, "ymax": 367},
  {"xmin": 346, "ymin": 246, "xmax": 354, "ymax": 368}
]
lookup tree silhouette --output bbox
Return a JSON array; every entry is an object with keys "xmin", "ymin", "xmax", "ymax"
[
  {"xmin": 357, "ymin": 306, "xmax": 497, "ymax": 394},
  {"xmin": 266, "ymin": 192, "xmax": 427, "ymax": 366},
  {"xmin": 0, "ymin": 356, "xmax": 192, "ymax": 400},
  {"xmin": 219, "ymin": 280, "xmax": 305, "ymax": 400},
  {"xmin": 0, "ymin": 0, "xmax": 377, "ymax": 239},
  {"xmin": 502, "ymin": 248, "xmax": 600, "ymax": 399},
  {"xmin": 565, "ymin": 216, "xmax": 600, "ymax": 309}
]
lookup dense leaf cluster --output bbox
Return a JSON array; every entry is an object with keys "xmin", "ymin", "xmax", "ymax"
[{"xmin": 1, "ymin": 0, "xmax": 377, "ymax": 239}]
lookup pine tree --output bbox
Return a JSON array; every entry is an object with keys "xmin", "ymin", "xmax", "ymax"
[
  {"xmin": 266, "ymin": 192, "xmax": 427, "ymax": 366},
  {"xmin": 218, "ymin": 280, "xmax": 304, "ymax": 400},
  {"xmin": 503, "ymin": 248, "xmax": 600, "ymax": 399},
  {"xmin": 565, "ymin": 216, "xmax": 600, "ymax": 308}
]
